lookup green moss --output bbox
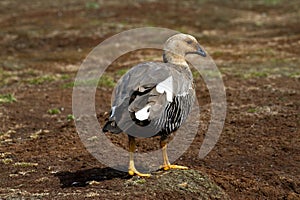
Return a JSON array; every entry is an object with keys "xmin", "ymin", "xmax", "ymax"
[
  {"xmin": 62, "ymin": 82, "xmax": 74, "ymax": 88},
  {"xmin": 192, "ymin": 70, "xmax": 200, "ymax": 79},
  {"xmin": 85, "ymin": 2, "xmax": 100, "ymax": 9},
  {"xmin": 60, "ymin": 74, "xmax": 71, "ymax": 80},
  {"xmin": 27, "ymin": 75, "xmax": 55, "ymax": 85},
  {"xmin": 116, "ymin": 69, "xmax": 129, "ymax": 76},
  {"xmin": 1, "ymin": 158, "xmax": 13, "ymax": 164},
  {"xmin": 47, "ymin": 108, "xmax": 61, "ymax": 115},
  {"xmin": 289, "ymin": 72, "xmax": 300, "ymax": 78},
  {"xmin": 249, "ymin": 72, "xmax": 268, "ymax": 78},
  {"xmin": 67, "ymin": 114, "xmax": 75, "ymax": 121},
  {"xmin": 125, "ymin": 177, "xmax": 147, "ymax": 186},
  {"xmin": 98, "ymin": 75, "xmax": 116, "ymax": 87},
  {"xmin": 1, "ymin": 151, "xmax": 13, "ymax": 164},
  {"xmin": 241, "ymin": 71, "xmax": 269, "ymax": 79},
  {"xmin": 247, "ymin": 108, "xmax": 257, "ymax": 113},
  {"xmin": 135, "ymin": 179, "xmax": 146, "ymax": 184},
  {"xmin": 0, "ymin": 94, "xmax": 17, "ymax": 104}
]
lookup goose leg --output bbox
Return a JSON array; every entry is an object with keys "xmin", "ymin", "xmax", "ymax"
[
  {"xmin": 128, "ymin": 135, "xmax": 151, "ymax": 177},
  {"xmin": 160, "ymin": 138, "xmax": 188, "ymax": 170}
]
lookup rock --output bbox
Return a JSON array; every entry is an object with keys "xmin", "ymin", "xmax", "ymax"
[{"xmin": 123, "ymin": 169, "xmax": 230, "ymax": 200}]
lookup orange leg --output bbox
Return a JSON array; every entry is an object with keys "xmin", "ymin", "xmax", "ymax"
[
  {"xmin": 160, "ymin": 138, "xmax": 188, "ymax": 171},
  {"xmin": 128, "ymin": 135, "xmax": 151, "ymax": 177}
]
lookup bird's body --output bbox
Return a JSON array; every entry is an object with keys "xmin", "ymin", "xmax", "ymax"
[
  {"xmin": 103, "ymin": 61, "xmax": 195, "ymax": 139},
  {"xmin": 103, "ymin": 33, "xmax": 206, "ymax": 177}
]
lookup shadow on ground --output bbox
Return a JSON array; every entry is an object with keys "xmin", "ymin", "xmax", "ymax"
[{"xmin": 56, "ymin": 167, "xmax": 130, "ymax": 188}]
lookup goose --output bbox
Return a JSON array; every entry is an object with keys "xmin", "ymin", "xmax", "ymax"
[{"xmin": 103, "ymin": 33, "xmax": 206, "ymax": 177}]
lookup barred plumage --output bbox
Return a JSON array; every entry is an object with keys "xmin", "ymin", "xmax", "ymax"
[{"xmin": 154, "ymin": 91, "xmax": 195, "ymax": 137}]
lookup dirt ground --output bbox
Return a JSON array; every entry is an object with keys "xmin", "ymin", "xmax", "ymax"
[{"xmin": 0, "ymin": 0, "xmax": 299, "ymax": 199}]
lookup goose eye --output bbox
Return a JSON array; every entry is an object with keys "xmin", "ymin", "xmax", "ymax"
[{"xmin": 187, "ymin": 40, "xmax": 193, "ymax": 44}]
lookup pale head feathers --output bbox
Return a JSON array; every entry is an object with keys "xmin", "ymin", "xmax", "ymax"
[{"xmin": 163, "ymin": 33, "xmax": 205, "ymax": 66}]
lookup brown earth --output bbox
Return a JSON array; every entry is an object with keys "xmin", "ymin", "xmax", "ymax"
[{"xmin": 0, "ymin": 0, "xmax": 299, "ymax": 199}]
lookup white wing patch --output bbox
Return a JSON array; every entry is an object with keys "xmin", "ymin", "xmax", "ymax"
[
  {"xmin": 135, "ymin": 105, "xmax": 151, "ymax": 121},
  {"xmin": 110, "ymin": 106, "xmax": 116, "ymax": 117},
  {"xmin": 156, "ymin": 76, "xmax": 173, "ymax": 102}
]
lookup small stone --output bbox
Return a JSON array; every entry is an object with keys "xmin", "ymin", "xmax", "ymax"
[{"xmin": 178, "ymin": 182, "xmax": 188, "ymax": 188}]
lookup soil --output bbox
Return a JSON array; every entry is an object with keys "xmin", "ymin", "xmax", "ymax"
[{"xmin": 0, "ymin": 0, "xmax": 299, "ymax": 199}]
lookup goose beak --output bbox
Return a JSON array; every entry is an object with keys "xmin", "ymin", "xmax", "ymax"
[
  {"xmin": 186, "ymin": 44, "xmax": 207, "ymax": 57},
  {"xmin": 195, "ymin": 45, "xmax": 206, "ymax": 57}
]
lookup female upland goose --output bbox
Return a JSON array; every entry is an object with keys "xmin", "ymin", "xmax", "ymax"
[{"xmin": 103, "ymin": 33, "xmax": 206, "ymax": 177}]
